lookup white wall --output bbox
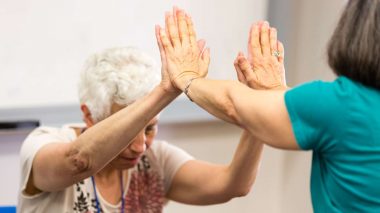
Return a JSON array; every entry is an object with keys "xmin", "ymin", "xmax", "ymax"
[
  {"xmin": 269, "ymin": 0, "xmax": 347, "ymax": 85},
  {"xmin": 0, "ymin": 0, "xmax": 267, "ymax": 109}
]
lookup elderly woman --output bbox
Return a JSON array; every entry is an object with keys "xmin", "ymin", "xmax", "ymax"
[
  {"xmin": 18, "ymin": 44, "xmax": 272, "ymax": 212},
  {"xmin": 157, "ymin": 1, "xmax": 380, "ymax": 212}
]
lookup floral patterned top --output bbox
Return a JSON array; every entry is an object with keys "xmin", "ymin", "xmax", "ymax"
[{"xmin": 18, "ymin": 124, "xmax": 193, "ymax": 213}]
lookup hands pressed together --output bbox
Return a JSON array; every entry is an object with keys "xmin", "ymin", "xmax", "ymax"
[
  {"xmin": 155, "ymin": 7, "xmax": 287, "ymax": 94},
  {"xmin": 155, "ymin": 7, "xmax": 210, "ymax": 93}
]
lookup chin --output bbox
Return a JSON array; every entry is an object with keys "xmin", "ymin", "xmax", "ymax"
[{"xmin": 112, "ymin": 160, "xmax": 138, "ymax": 170}]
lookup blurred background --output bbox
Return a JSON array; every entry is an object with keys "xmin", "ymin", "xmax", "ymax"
[{"xmin": 0, "ymin": 0, "xmax": 347, "ymax": 212}]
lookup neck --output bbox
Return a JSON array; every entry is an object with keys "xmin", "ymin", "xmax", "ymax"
[
  {"xmin": 93, "ymin": 166, "xmax": 126, "ymax": 206},
  {"xmin": 95, "ymin": 166, "xmax": 121, "ymax": 182}
]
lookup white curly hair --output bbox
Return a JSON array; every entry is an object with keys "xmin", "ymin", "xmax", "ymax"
[{"xmin": 78, "ymin": 47, "xmax": 160, "ymax": 123}]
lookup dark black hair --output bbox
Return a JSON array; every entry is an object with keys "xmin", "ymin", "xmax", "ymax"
[{"xmin": 327, "ymin": 0, "xmax": 380, "ymax": 89}]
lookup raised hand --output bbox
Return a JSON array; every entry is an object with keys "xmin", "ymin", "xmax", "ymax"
[
  {"xmin": 155, "ymin": 25, "xmax": 181, "ymax": 94},
  {"xmin": 234, "ymin": 21, "xmax": 287, "ymax": 90},
  {"xmin": 156, "ymin": 8, "xmax": 210, "ymax": 91}
]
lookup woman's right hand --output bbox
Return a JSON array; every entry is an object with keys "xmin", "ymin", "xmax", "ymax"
[
  {"xmin": 234, "ymin": 21, "xmax": 287, "ymax": 90},
  {"xmin": 155, "ymin": 8, "xmax": 210, "ymax": 91},
  {"xmin": 155, "ymin": 24, "xmax": 181, "ymax": 95}
]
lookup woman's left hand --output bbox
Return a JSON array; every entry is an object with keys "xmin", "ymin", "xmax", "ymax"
[{"xmin": 234, "ymin": 21, "xmax": 287, "ymax": 90}]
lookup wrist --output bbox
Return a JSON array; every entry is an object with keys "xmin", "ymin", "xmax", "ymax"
[
  {"xmin": 183, "ymin": 77, "xmax": 201, "ymax": 102},
  {"xmin": 174, "ymin": 73, "xmax": 200, "ymax": 91},
  {"xmin": 157, "ymin": 83, "xmax": 182, "ymax": 98}
]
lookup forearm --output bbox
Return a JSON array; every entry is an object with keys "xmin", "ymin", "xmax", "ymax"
[
  {"xmin": 72, "ymin": 86, "xmax": 178, "ymax": 174},
  {"xmin": 166, "ymin": 130, "xmax": 263, "ymax": 205},
  {"xmin": 36, "ymin": 86, "xmax": 179, "ymax": 191},
  {"xmin": 193, "ymin": 131, "xmax": 264, "ymax": 203},
  {"xmin": 225, "ymin": 130, "xmax": 264, "ymax": 196},
  {"xmin": 184, "ymin": 78, "xmax": 294, "ymax": 147},
  {"xmin": 185, "ymin": 79, "xmax": 247, "ymax": 127}
]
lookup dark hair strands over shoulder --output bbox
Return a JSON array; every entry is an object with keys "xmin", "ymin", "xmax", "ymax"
[{"xmin": 327, "ymin": 0, "xmax": 380, "ymax": 89}]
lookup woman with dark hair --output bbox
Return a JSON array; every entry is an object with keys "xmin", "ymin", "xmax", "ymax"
[{"xmin": 157, "ymin": 1, "xmax": 380, "ymax": 212}]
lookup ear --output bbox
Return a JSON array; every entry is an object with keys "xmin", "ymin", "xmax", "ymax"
[{"xmin": 80, "ymin": 104, "xmax": 95, "ymax": 127}]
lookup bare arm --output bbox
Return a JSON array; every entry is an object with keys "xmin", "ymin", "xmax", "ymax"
[
  {"xmin": 166, "ymin": 130, "xmax": 263, "ymax": 205},
  {"xmin": 29, "ymin": 86, "xmax": 179, "ymax": 193},
  {"xmin": 161, "ymin": 11, "xmax": 293, "ymax": 204},
  {"xmin": 188, "ymin": 80, "xmax": 297, "ymax": 149},
  {"xmin": 157, "ymin": 9, "xmax": 298, "ymax": 149},
  {"xmin": 27, "ymin": 27, "xmax": 182, "ymax": 194}
]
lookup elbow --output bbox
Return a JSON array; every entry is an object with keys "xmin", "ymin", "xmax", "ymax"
[
  {"xmin": 224, "ymin": 82, "xmax": 246, "ymax": 127},
  {"xmin": 221, "ymin": 97, "xmax": 241, "ymax": 126},
  {"xmin": 214, "ymin": 183, "xmax": 253, "ymax": 204},
  {"xmin": 65, "ymin": 146, "xmax": 92, "ymax": 176},
  {"xmin": 225, "ymin": 105, "xmax": 240, "ymax": 124},
  {"xmin": 227, "ymin": 178, "xmax": 256, "ymax": 199},
  {"xmin": 228, "ymin": 184, "xmax": 253, "ymax": 199},
  {"xmin": 234, "ymin": 185, "xmax": 253, "ymax": 197},
  {"xmin": 203, "ymin": 182, "xmax": 254, "ymax": 204},
  {"xmin": 216, "ymin": 186, "xmax": 252, "ymax": 203}
]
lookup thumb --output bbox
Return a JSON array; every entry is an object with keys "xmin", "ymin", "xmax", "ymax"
[
  {"xmin": 200, "ymin": 47, "xmax": 210, "ymax": 77},
  {"xmin": 234, "ymin": 52, "xmax": 247, "ymax": 83},
  {"xmin": 237, "ymin": 55, "xmax": 253, "ymax": 78}
]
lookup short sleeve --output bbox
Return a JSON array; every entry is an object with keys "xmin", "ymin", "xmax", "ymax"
[
  {"xmin": 19, "ymin": 127, "xmax": 71, "ymax": 197},
  {"xmin": 148, "ymin": 140, "xmax": 194, "ymax": 193},
  {"xmin": 284, "ymin": 79, "xmax": 347, "ymax": 151}
]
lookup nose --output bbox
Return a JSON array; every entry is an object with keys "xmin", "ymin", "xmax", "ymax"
[{"xmin": 129, "ymin": 131, "xmax": 147, "ymax": 154}]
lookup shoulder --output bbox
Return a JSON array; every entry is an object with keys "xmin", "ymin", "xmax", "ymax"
[
  {"xmin": 147, "ymin": 140, "xmax": 192, "ymax": 159},
  {"xmin": 286, "ymin": 76, "xmax": 359, "ymax": 100},
  {"xmin": 23, "ymin": 123, "xmax": 83, "ymax": 145},
  {"xmin": 285, "ymin": 77, "xmax": 355, "ymax": 115},
  {"xmin": 284, "ymin": 77, "xmax": 353, "ymax": 150},
  {"xmin": 143, "ymin": 140, "xmax": 194, "ymax": 193},
  {"xmin": 145, "ymin": 140, "xmax": 193, "ymax": 169},
  {"xmin": 20, "ymin": 124, "xmax": 79, "ymax": 166}
]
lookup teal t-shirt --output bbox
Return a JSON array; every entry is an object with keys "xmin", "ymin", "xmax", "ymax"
[{"xmin": 285, "ymin": 76, "xmax": 380, "ymax": 213}]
